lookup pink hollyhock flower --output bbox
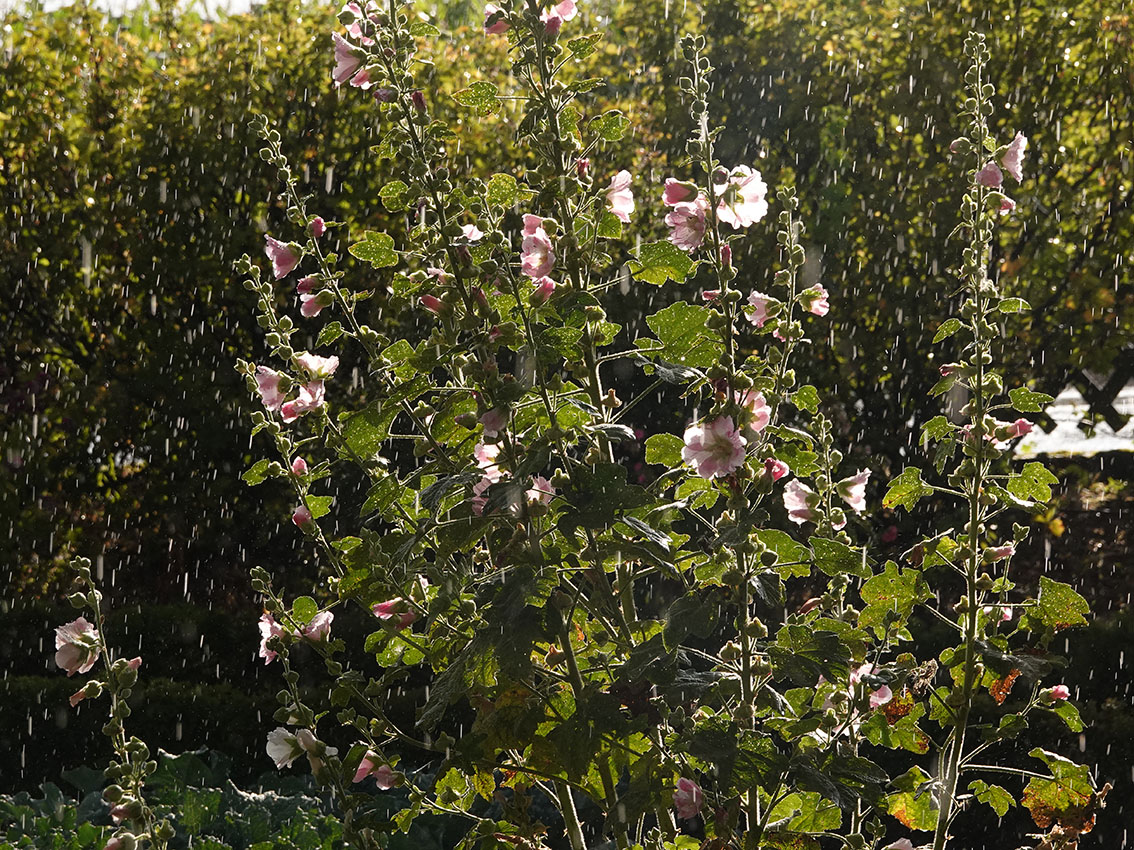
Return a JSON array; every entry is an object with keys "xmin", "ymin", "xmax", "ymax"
[
  {"xmin": 332, "ymin": 33, "xmax": 365, "ymax": 87},
  {"xmin": 1048, "ymin": 684, "xmax": 1071, "ymax": 701},
  {"xmin": 576, "ymin": 158, "xmax": 590, "ymax": 178},
  {"xmin": 480, "ymin": 408, "xmax": 507, "ymax": 436},
  {"xmin": 976, "ymin": 161, "xmax": 1003, "ymax": 188},
  {"xmin": 850, "ymin": 663, "xmax": 893, "ymax": 708},
  {"xmin": 881, "ymin": 524, "xmax": 899, "ymax": 543},
  {"xmin": 475, "ymin": 440, "xmax": 504, "ymax": 482},
  {"xmin": 673, "ymin": 777, "xmax": 704, "ymax": 820},
  {"xmin": 470, "ymin": 476, "xmax": 493, "ymax": 516},
  {"xmin": 55, "ymin": 617, "xmax": 100, "ymax": 677},
  {"xmin": 1007, "ymin": 418, "xmax": 1034, "ymax": 438},
  {"xmin": 987, "ymin": 543, "xmax": 1015, "ymax": 561},
  {"xmin": 297, "ymin": 275, "xmax": 318, "ymax": 295},
  {"xmin": 746, "ymin": 291, "xmax": 775, "ymax": 327},
  {"xmin": 540, "ymin": 0, "xmax": 577, "ymax": 33},
  {"xmin": 884, "ymin": 840, "xmax": 915, "ymax": 850},
  {"xmin": 836, "ymin": 469, "xmax": 871, "ymax": 514},
  {"xmin": 682, "ymin": 417, "xmax": 747, "ymax": 479},
  {"xmin": 420, "ymin": 294, "xmax": 448, "ymax": 316},
  {"xmin": 340, "ymin": 1, "xmax": 377, "ymax": 44},
  {"xmin": 530, "ymin": 277, "xmax": 556, "ymax": 307},
  {"xmin": 662, "ymin": 178, "xmax": 699, "ymax": 206},
  {"xmin": 266, "ymin": 727, "xmax": 304, "ymax": 769},
  {"xmin": 999, "ymin": 195, "xmax": 1017, "ymax": 214},
  {"xmin": 372, "ymin": 598, "xmax": 416, "ymax": 628},
  {"xmin": 264, "ymin": 235, "xmax": 300, "ymax": 279},
  {"xmin": 109, "ymin": 803, "xmax": 130, "ymax": 824},
  {"xmin": 292, "ymin": 504, "xmax": 313, "ymax": 528},
  {"xmin": 800, "ymin": 284, "xmax": 830, "ymax": 317},
  {"xmin": 70, "ymin": 680, "xmax": 100, "ymax": 707},
  {"xmin": 665, "ymin": 196, "xmax": 708, "ymax": 252},
  {"xmin": 713, "ymin": 165, "xmax": 768, "ymax": 229},
  {"xmin": 281, "ymin": 381, "xmax": 326, "ymax": 422},
  {"xmin": 463, "ymin": 223, "xmax": 484, "ymax": 242},
  {"xmin": 605, "ymin": 170, "xmax": 635, "ymax": 223},
  {"xmin": 309, "ymin": 217, "xmax": 326, "ymax": 238},
  {"xmin": 303, "ymin": 611, "xmax": 334, "ymax": 641},
  {"xmin": 103, "ymin": 837, "xmax": 125, "ymax": 850},
  {"xmin": 983, "ymin": 605, "xmax": 1013, "ymax": 622},
  {"xmin": 296, "ymin": 352, "xmax": 339, "ymax": 379},
  {"xmin": 720, "ymin": 243, "xmax": 732, "ymax": 268},
  {"xmin": 1002, "ymin": 132, "xmax": 1028, "ymax": 182},
  {"xmin": 291, "ymin": 457, "xmax": 308, "ymax": 475},
  {"xmin": 411, "ymin": 90, "xmax": 427, "ymax": 113},
  {"xmin": 764, "ymin": 458, "xmax": 789, "ymax": 481},
  {"xmin": 527, "ymin": 475, "xmax": 556, "ymax": 506},
  {"xmin": 353, "ymin": 754, "xmax": 397, "ymax": 789},
  {"xmin": 373, "ymin": 87, "xmax": 395, "ymax": 102},
  {"xmin": 258, "ymin": 612, "xmax": 286, "ymax": 664},
  {"xmin": 300, "ymin": 290, "xmax": 329, "ymax": 318},
  {"xmin": 736, "ymin": 389, "xmax": 770, "ymax": 432},
  {"xmin": 783, "ymin": 479, "xmax": 819, "ymax": 525},
  {"xmin": 521, "ymin": 215, "xmax": 556, "ymax": 279},
  {"xmin": 483, "ymin": 3, "xmax": 509, "ymax": 34},
  {"xmin": 255, "ymin": 366, "xmax": 286, "ymax": 412},
  {"xmin": 701, "ymin": 290, "xmax": 720, "ymax": 302}
]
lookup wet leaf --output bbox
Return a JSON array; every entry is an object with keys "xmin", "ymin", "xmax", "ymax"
[
  {"xmin": 453, "ymin": 81, "xmax": 500, "ymax": 115},
  {"xmin": 628, "ymin": 241, "xmax": 698, "ymax": 286}
]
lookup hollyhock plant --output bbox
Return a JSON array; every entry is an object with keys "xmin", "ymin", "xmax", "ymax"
[
  {"xmin": 526, "ymin": 475, "xmax": 556, "ymax": 506},
  {"xmin": 836, "ymin": 469, "xmax": 870, "ymax": 514},
  {"xmin": 521, "ymin": 214, "xmax": 555, "ymax": 279},
  {"xmin": 1048, "ymin": 684, "xmax": 1071, "ymax": 701},
  {"xmin": 331, "ymin": 32, "xmax": 365, "ymax": 87},
  {"xmin": 291, "ymin": 456, "xmax": 308, "ymax": 475},
  {"xmin": 255, "ymin": 366, "xmax": 286, "ymax": 411},
  {"xmin": 55, "ymin": 617, "xmax": 100, "ymax": 676},
  {"xmin": 540, "ymin": 0, "xmax": 577, "ymax": 34},
  {"xmin": 673, "ymin": 777, "xmax": 704, "ymax": 820},
  {"xmin": 764, "ymin": 457, "xmax": 790, "ymax": 481},
  {"xmin": 309, "ymin": 216, "xmax": 326, "ymax": 238},
  {"xmin": 850, "ymin": 663, "xmax": 893, "ymax": 708},
  {"xmin": 264, "ymin": 235, "xmax": 300, "ymax": 279},
  {"xmin": 746, "ymin": 291, "xmax": 776, "ymax": 327},
  {"xmin": 292, "ymin": 504, "xmax": 313, "ymax": 528},
  {"xmin": 605, "ymin": 170, "xmax": 635, "ymax": 223},
  {"xmin": 303, "ymin": 611, "xmax": 334, "ymax": 641},
  {"xmin": 682, "ymin": 417, "xmax": 746, "ymax": 479},
  {"xmin": 975, "ymin": 161, "xmax": 1003, "ymax": 188},
  {"xmin": 1002, "ymin": 132, "xmax": 1028, "ymax": 182},
  {"xmin": 266, "ymin": 727, "xmax": 304, "ymax": 769},
  {"xmin": 800, "ymin": 284, "xmax": 830, "ymax": 317},
  {"xmin": 530, "ymin": 276, "xmax": 556, "ymax": 307},
  {"xmin": 258, "ymin": 612, "xmax": 287, "ymax": 664},
  {"xmin": 296, "ymin": 352, "xmax": 339, "ymax": 380},
  {"xmin": 463, "ymin": 223, "xmax": 485, "ymax": 242},
  {"xmin": 355, "ymin": 754, "xmax": 398, "ymax": 789},
  {"xmin": 480, "ymin": 408, "xmax": 508, "ymax": 436},
  {"xmin": 783, "ymin": 479, "xmax": 820, "ymax": 525},
  {"xmin": 475, "ymin": 440, "xmax": 504, "ymax": 482},
  {"xmin": 736, "ymin": 389, "xmax": 771, "ymax": 432},
  {"xmin": 280, "ymin": 381, "xmax": 326, "ymax": 422},
  {"xmin": 665, "ymin": 196, "xmax": 708, "ymax": 251},
  {"xmin": 662, "ymin": 178, "xmax": 699, "ymax": 206},
  {"xmin": 713, "ymin": 165, "xmax": 769, "ymax": 229}
]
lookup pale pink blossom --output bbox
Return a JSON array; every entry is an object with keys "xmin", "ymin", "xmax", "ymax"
[
  {"xmin": 462, "ymin": 223, "xmax": 485, "ymax": 242},
  {"xmin": 673, "ymin": 777, "xmax": 704, "ymax": 820},
  {"xmin": 983, "ymin": 605, "xmax": 1013, "ymax": 622},
  {"xmin": 255, "ymin": 366, "xmax": 286, "ymax": 412},
  {"xmin": 1006, "ymin": 418, "xmax": 1034, "ymax": 438},
  {"xmin": 296, "ymin": 352, "xmax": 339, "ymax": 379},
  {"xmin": 999, "ymin": 196, "xmax": 1017, "ymax": 214},
  {"xmin": 292, "ymin": 504, "xmax": 313, "ymax": 528},
  {"xmin": 258, "ymin": 612, "xmax": 286, "ymax": 664},
  {"xmin": 299, "ymin": 289, "xmax": 329, "ymax": 318},
  {"xmin": 109, "ymin": 804, "xmax": 130, "ymax": 824},
  {"xmin": 850, "ymin": 663, "xmax": 893, "ymax": 708},
  {"xmin": 976, "ymin": 162, "xmax": 1003, "ymax": 189},
  {"xmin": 266, "ymin": 727, "xmax": 304, "ymax": 769},
  {"xmin": 713, "ymin": 165, "xmax": 768, "ymax": 229},
  {"xmin": 420, "ymin": 294, "xmax": 448, "ymax": 315},
  {"xmin": 303, "ymin": 611, "xmax": 334, "ymax": 642},
  {"xmin": 291, "ymin": 457, "xmax": 308, "ymax": 475},
  {"xmin": 475, "ymin": 440, "xmax": 504, "ymax": 482},
  {"xmin": 527, "ymin": 475, "xmax": 556, "ymax": 506},
  {"xmin": 297, "ymin": 275, "xmax": 318, "ymax": 295},
  {"xmin": 353, "ymin": 751, "xmax": 398, "ymax": 789},
  {"xmin": 800, "ymin": 284, "xmax": 830, "ymax": 317},
  {"xmin": 720, "ymin": 243, "xmax": 732, "ymax": 268},
  {"xmin": 746, "ymin": 291, "xmax": 775, "ymax": 327},
  {"xmin": 987, "ymin": 543, "xmax": 1015, "ymax": 561},
  {"xmin": 783, "ymin": 479, "xmax": 819, "ymax": 525},
  {"xmin": 883, "ymin": 840, "xmax": 915, "ymax": 850},
  {"xmin": 480, "ymin": 409, "xmax": 508, "ymax": 436},
  {"xmin": 483, "ymin": 3, "xmax": 509, "ymax": 34},
  {"xmin": 1049, "ymin": 684, "xmax": 1071, "ymax": 701},
  {"xmin": 736, "ymin": 390, "xmax": 770, "ymax": 432},
  {"xmin": 662, "ymin": 178, "xmax": 699, "ymax": 206},
  {"xmin": 309, "ymin": 217, "xmax": 326, "ymax": 238},
  {"xmin": 349, "ymin": 67, "xmax": 372, "ymax": 90},
  {"xmin": 836, "ymin": 469, "xmax": 871, "ymax": 514},
  {"xmin": 1002, "ymin": 132, "xmax": 1028, "ymax": 182},
  {"xmin": 540, "ymin": 0, "xmax": 577, "ymax": 33},
  {"xmin": 665, "ymin": 196, "xmax": 708, "ymax": 252},
  {"xmin": 605, "ymin": 170, "xmax": 635, "ymax": 223},
  {"xmin": 682, "ymin": 417, "xmax": 747, "ymax": 479},
  {"xmin": 264, "ymin": 235, "xmax": 300, "ymax": 279},
  {"xmin": 764, "ymin": 458, "xmax": 789, "ymax": 481},
  {"xmin": 521, "ymin": 215, "xmax": 556, "ymax": 279},
  {"xmin": 372, "ymin": 598, "xmax": 416, "ymax": 628},
  {"xmin": 126, "ymin": 656, "xmax": 142, "ymax": 671},
  {"xmin": 530, "ymin": 277, "xmax": 556, "ymax": 306},
  {"xmin": 281, "ymin": 381, "xmax": 326, "ymax": 422},
  {"xmin": 70, "ymin": 681, "xmax": 99, "ymax": 707},
  {"xmin": 701, "ymin": 290, "xmax": 720, "ymax": 302},
  {"xmin": 54, "ymin": 617, "xmax": 100, "ymax": 677},
  {"xmin": 331, "ymin": 32, "xmax": 365, "ymax": 87},
  {"xmin": 470, "ymin": 476, "xmax": 493, "ymax": 516},
  {"xmin": 340, "ymin": 2, "xmax": 377, "ymax": 44},
  {"xmin": 103, "ymin": 837, "xmax": 125, "ymax": 850},
  {"xmin": 411, "ymin": 90, "xmax": 426, "ymax": 113}
]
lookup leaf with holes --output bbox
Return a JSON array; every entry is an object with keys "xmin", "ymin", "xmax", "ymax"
[
  {"xmin": 1009, "ymin": 387, "xmax": 1054, "ymax": 413},
  {"xmin": 969, "ymin": 780, "xmax": 1015, "ymax": 817},
  {"xmin": 883, "ymin": 467, "xmax": 934, "ymax": 510},
  {"xmin": 349, "ymin": 231, "xmax": 398, "ymax": 268},
  {"xmin": 486, "ymin": 173, "xmax": 518, "ymax": 208},
  {"xmin": 590, "ymin": 110, "xmax": 629, "ymax": 141},
  {"xmin": 932, "ymin": 317, "xmax": 963, "ymax": 343},
  {"xmin": 628, "ymin": 241, "xmax": 698, "ymax": 286},
  {"xmin": 1007, "ymin": 461, "xmax": 1058, "ymax": 502},
  {"xmin": 453, "ymin": 81, "xmax": 499, "ymax": 116}
]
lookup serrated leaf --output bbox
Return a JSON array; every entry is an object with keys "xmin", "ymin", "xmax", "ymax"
[
  {"xmin": 590, "ymin": 109, "xmax": 629, "ymax": 141},
  {"xmin": 1008, "ymin": 387, "xmax": 1054, "ymax": 413},
  {"xmin": 998, "ymin": 297, "xmax": 1030, "ymax": 313},
  {"xmin": 642, "ymin": 302, "xmax": 722, "ymax": 368},
  {"xmin": 568, "ymin": 77, "xmax": 604, "ymax": 93},
  {"xmin": 409, "ymin": 21, "xmax": 440, "ymax": 36},
  {"xmin": 307, "ymin": 495, "xmax": 333, "ymax": 519},
  {"xmin": 292, "ymin": 596, "xmax": 318, "ymax": 625},
  {"xmin": 597, "ymin": 210, "xmax": 622, "ymax": 239},
  {"xmin": 860, "ymin": 560, "xmax": 930, "ymax": 635},
  {"xmin": 349, "ymin": 231, "xmax": 398, "ymax": 268},
  {"xmin": 242, "ymin": 458, "xmax": 272, "ymax": 486},
  {"xmin": 774, "ymin": 443, "xmax": 820, "ymax": 476},
  {"xmin": 883, "ymin": 467, "xmax": 934, "ymax": 511},
  {"xmin": 1028, "ymin": 576, "xmax": 1089, "ymax": 631},
  {"xmin": 969, "ymin": 780, "xmax": 1015, "ymax": 817},
  {"xmin": 810, "ymin": 537, "xmax": 870, "ymax": 579},
  {"xmin": 453, "ymin": 81, "xmax": 499, "ymax": 116},
  {"xmin": 885, "ymin": 766, "xmax": 938, "ymax": 830},
  {"xmin": 1006, "ymin": 461, "xmax": 1058, "ymax": 502},
  {"xmin": 317, "ymin": 321, "xmax": 345, "ymax": 347},
  {"xmin": 792, "ymin": 385, "xmax": 820, "ymax": 414},
  {"xmin": 645, "ymin": 433, "xmax": 684, "ymax": 466},
  {"xmin": 486, "ymin": 173, "xmax": 518, "ymax": 208},
  {"xmin": 628, "ymin": 241, "xmax": 698, "ymax": 285},
  {"xmin": 1022, "ymin": 749, "xmax": 1097, "ymax": 831},
  {"xmin": 933, "ymin": 317, "xmax": 963, "ymax": 343},
  {"xmin": 566, "ymin": 33, "xmax": 602, "ymax": 58},
  {"xmin": 921, "ymin": 415, "xmax": 954, "ymax": 442},
  {"xmin": 754, "ymin": 529, "xmax": 811, "ymax": 577},
  {"xmin": 379, "ymin": 180, "xmax": 409, "ymax": 212}
]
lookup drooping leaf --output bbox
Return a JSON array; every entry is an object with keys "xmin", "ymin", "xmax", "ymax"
[
  {"xmin": 969, "ymin": 780, "xmax": 1015, "ymax": 817},
  {"xmin": 452, "ymin": 81, "xmax": 499, "ymax": 115},
  {"xmin": 883, "ymin": 467, "xmax": 934, "ymax": 510},
  {"xmin": 884, "ymin": 766, "xmax": 938, "ymax": 830},
  {"xmin": 628, "ymin": 241, "xmax": 698, "ymax": 286},
  {"xmin": 1025, "ymin": 576, "xmax": 1090, "ymax": 631},
  {"xmin": 1022, "ymin": 748, "xmax": 1098, "ymax": 831},
  {"xmin": 810, "ymin": 537, "xmax": 871, "ymax": 579},
  {"xmin": 1008, "ymin": 387, "xmax": 1054, "ymax": 413},
  {"xmin": 645, "ymin": 433, "xmax": 684, "ymax": 467},
  {"xmin": 932, "ymin": 317, "xmax": 963, "ymax": 343},
  {"xmin": 641, "ymin": 302, "xmax": 722, "ymax": 368},
  {"xmin": 1006, "ymin": 461, "xmax": 1058, "ymax": 502}
]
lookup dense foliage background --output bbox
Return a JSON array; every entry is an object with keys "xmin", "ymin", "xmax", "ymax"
[{"xmin": 3, "ymin": 0, "xmax": 1131, "ymax": 845}]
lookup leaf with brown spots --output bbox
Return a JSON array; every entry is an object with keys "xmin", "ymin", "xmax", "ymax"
[{"xmin": 989, "ymin": 668, "xmax": 1021, "ymax": 704}]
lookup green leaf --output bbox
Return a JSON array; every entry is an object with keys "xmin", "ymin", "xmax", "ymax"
[
  {"xmin": 306, "ymin": 495, "xmax": 333, "ymax": 519},
  {"xmin": 810, "ymin": 537, "xmax": 870, "ymax": 579},
  {"xmin": 349, "ymin": 231, "xmax": 398, "ymax": 268},
  {"xmin": 921, "ymin": 415, "xmax": 954, "ymax": 443},
  {"xmin": 642, "ymin": 302, "xmax": 722, "ymax": 368},
  {"xmin": 1006, "ymin": 461, "xmax": 1058, "ymax": 502},
  {"xmin": 453, "ymin": 81, "xmax": 500, "ymax": 115},
  {"xmin": 774, "ymin": 443, "xmax": 820, "ymax": 476},
  {"xmin": 769, "ymin": 624, "xmax": 851, "ymax": 686},
  {"xmin": 1022, "ymin": 748, "xmax": 1096, "ymax": 830},
  {"xmin": 628, "ymin": 241, "xmax": 698, "ymax": 285},
  {"xmin": 486, "ymin": 173, "xmax": 518, "ymax": 208},
  {"xmin": 645, "ymin": 433, "xmax": 684, "ymax": 467},
  {"xmin": 342, "ymin": 401, "xmax": 397, "ymax": 458},
  {"xmin": 409, "ymin": 21, "xmax": 440, "ymax": 36},
  {"xmin": 566, "ymin": 33, "xmax": 602, "ymax": 59},
  {"xmin": 884, "ymin": 766, "xmax": 938, "ymax": 830},
  {"xmin": 998, "ymin": 297, "xmax": 1031, "ymax": 313},
  {"xmin": 969, "ymin": 780, "xmax": 1015, "ymax": 817},
  {"xmin": 242, "ymin": 458, "xmax": 272, "ymax": 486},
  {"xmin": 860, "ymin": 561, "xmax": 930, "ymax": 636},
  {"xmin": 883, "ymin": 467, "xmax": 934, "ymax": 510},
  {"xmin": 590, "ymin": 109, "xmax": 630, "ymax": 141},
  {"xmin": 932, "ymin": 317, "xmax": 963, "ymax": 343},
  {"xmin": 292, "ymin": 596, "xmax": 318, "ymax": 625},
  {"xmin": 792, "ymin": 385, "xmax": 820, "ymax": 414},
  {"xmin": 664, "ymin": 590, "xmax": 720, "ymax": 650},
  {"xmin": 754, "ymin": 529, "xmax": 811, "ymax": 578},
  {"xmin": 597, "ymin": 210, "xmax": 623, "ymax": 239},
  {"xmin": 379, "ymin": 180, "xmax": 409, "ymax": 212},
  {"xmin": 1008, "ymin": 387, "xmax": 1054, "ymax": 413},
  {"xmin": 317, "ymin": 321, "xmax": 345, "ymax": 347},
  {"xmin": 568, "ymin": 77, "xmax": 605, "ymax": 93},
  {"xmin": 1027, "ymin": 576, "xmax": 1090, "ymax": 631},
  {"xmin": 1048, "ymin": 699, "xmax": 1084, "ymax": 732}
]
